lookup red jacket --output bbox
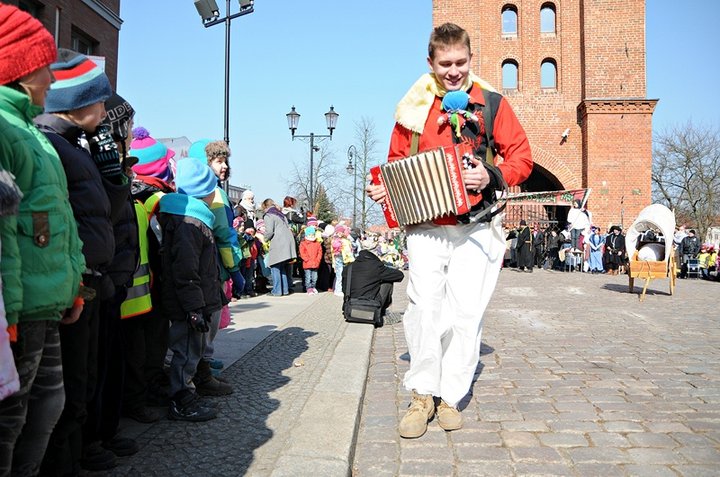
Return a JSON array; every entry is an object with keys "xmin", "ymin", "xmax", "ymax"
[
  {"xmin": 388, "ymin": 83, "xmax": 533, "ymax": 225},
  {"xmin": 299, "ymin": 239, "xmax": 323, "ymax": 269}
]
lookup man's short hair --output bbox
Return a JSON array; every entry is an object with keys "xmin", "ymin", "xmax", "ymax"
[{"xmin": 428, "ymin": 23, "xmax": 471, "ymax": 60}]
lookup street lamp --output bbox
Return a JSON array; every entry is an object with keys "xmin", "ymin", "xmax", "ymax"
[
  {"xmin": 194, "ymin": 0, "xmax": 254, "ymax": 192},
  {"xmin": 346, "ymin": 145, "xmax": 358, "ymax": 228},
  {"xmin": 286, "ymin": 105, "xmax": 339, "ymax": 211}
]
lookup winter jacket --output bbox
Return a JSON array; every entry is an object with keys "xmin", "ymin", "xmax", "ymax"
[
  {"xmin": 105, "ymin": 191, "xmax": 139, "ymax": 288},
  {"xmin": 388, "ymin": 81, "xmax": 533, "ymax": 225},
  {"xmin": 263, "ymin": 206, "xmax": 297, "ymax": 267},
  {"xmin": 0, "ymin": 86, "xmax": 84, "ymax": 325},
  {"xmin": 158, "ymin": 193, "xmax": 224, "ymax": 319},
  {"xmin": 679, "ymin": 235, "xmax": 700, "ymax": 257},
  {"xmin": 299, "ymin": 239, "xmax": 323, "ymax": 269},
  {"xmin": 34, "ymin": 113, "xmax": 130, "ymax": 271},
  {"xmin": 342, "ymin": 250, "xmax": 404, "ymax": 301}
]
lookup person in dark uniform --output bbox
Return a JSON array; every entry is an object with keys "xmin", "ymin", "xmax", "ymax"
[{"xmin": 515, "ymin": 220, "xmax": 533, "ymax": 272}]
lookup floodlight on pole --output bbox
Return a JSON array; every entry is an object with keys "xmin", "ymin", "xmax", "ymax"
[{"xmin": 193, "ymin": 0, "xmax": 254, "ymax": 193}]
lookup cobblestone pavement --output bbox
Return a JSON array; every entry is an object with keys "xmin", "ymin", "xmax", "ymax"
[
  {"xmin": 109, "ymin": 290, "xmax": 370, "ymax": 477},
  {"xmin": 353, "ymin": 269, "xmax": 720, "ymax": 476}
]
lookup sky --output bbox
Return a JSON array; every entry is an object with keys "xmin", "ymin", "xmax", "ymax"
[{"xmin": 116, "ymin": 0, "xmax": 720, "ymax": 214}]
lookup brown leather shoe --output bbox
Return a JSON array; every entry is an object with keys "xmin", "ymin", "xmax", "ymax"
[
  {"xmin": 399, "ymin": 392, "xmax": 434, "ymax": 439},
  {"xmin": 436, "ymin": 399, "xmax": 463, "ymax": 431}
]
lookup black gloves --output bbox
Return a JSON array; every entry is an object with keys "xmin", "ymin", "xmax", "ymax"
[
  {"xmin": 87, "ymin": 124, "xmax": 123, "ymax": 181},
  {"xmin": 187, "ymin": 311, "xmax": 210, "ymax": 333}
]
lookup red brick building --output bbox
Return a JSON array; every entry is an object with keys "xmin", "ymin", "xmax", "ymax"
[
  {"xmin": 6, "ymin": 0, "xmax": 121, "ymax": 88},
  {"xmin": 433, "ymin": 0, "xmax": 657, "ymax": 229}
]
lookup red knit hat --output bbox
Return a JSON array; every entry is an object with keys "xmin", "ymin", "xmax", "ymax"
[{"xmin": 0, "ymin": 4, "xmax": 57, "ymax": 85}]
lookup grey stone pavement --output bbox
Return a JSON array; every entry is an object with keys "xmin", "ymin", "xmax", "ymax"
[
  {"xmin": 354, "ymin": 269, "xmax": 720, "ymax": 477},
  {"xmin": 109, "ymin": 284, "xmax": 373, "ymax": 477},
  {"xmin": 104, "ymin": 269, "xmax": 719, "ymax": 476}
]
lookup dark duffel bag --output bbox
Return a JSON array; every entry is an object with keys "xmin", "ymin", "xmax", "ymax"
[{"xmin": 343, "ymin": 296, "xmax": 382, "ymax": 326}]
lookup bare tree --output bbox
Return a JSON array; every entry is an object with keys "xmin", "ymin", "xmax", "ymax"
[
  {"xmin": 352, "ymin": 116, "xmax": 384, "ymax": 230},
  {"xmin": 286, "ymin": 143, "xmax": 338, "ymax": 214},
  {"xmin": 652, "ymin": 121, "xmax": 720, "ymax": 239}
]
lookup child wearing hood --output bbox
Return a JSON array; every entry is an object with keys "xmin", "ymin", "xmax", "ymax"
[
  {"xmin": 157, "ymin": 159, "xmax": 226, "ymax": 422},
  {"xmin": 299, "ymin": 227, "xmax": 323, "ymax": 294}
]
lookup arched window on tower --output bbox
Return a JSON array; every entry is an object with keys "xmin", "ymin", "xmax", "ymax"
[
  {"xmin": 502, "ymin": 60, "xmax": 518, "ymax": 90},
  {"xmin": 541, "ymin": 3, "xmax": 556, "ymax": 34},
  {"xmin": 541, "ymin": 59, "xmax": 557, "ymax": 89},
  {"xmin": 502, "ymin": 5, "xmax": 518, "ymax": 36}
]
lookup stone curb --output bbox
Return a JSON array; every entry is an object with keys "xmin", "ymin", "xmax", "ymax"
[{"xmin": 268, "ymin": 298, "xmax": 375, "ymax": 477}]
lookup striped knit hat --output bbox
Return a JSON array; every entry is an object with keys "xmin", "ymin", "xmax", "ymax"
[
  {"xmin": 45, "ymin": 49, "xmax": 112, "ymax": 113},
  {"xmin": 129, "ymin": 127, "xmax": 175, "ymax": 183},
  {"xmin": 0, "ymin": 4, "xmax": 57, "ymax": 85}
]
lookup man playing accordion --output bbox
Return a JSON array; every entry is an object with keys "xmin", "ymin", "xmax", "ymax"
[{"xmin": 367, "ymin": 22, "xmax": 533, "ymax": 438}]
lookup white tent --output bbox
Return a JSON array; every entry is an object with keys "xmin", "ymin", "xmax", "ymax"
[{"xmin": 625, "ymin": 204, "xmax": 676, "ymax": 262}]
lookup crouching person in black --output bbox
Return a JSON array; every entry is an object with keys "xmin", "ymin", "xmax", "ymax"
[
  {"xmin": 158, "ymin": 159, "xmax": 226, "ymax": 422},
  {"xmin": 342, "ymin": 250, "xmax": 404, "ymax": 326}
]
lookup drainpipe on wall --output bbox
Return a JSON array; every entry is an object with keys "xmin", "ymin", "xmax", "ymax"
[{"xmin": 54, "ymin": 6, "xmax": 60, "ymax": 46}]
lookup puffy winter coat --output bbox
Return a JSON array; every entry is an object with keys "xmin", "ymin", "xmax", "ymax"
[
  {"xmin": 158, "ymin": 193, "xmax": 224, "ymax": 319},
  {"xmin": 0, "ymin": 86, "xmax": 85, "ymax": 325},
  {"xmin": 34, "ymin": 113, "xmax": 129, "ymax": 271}
]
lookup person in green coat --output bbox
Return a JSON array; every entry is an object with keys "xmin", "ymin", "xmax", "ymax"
[{"xmin": 0, "ymin": 5, "xmax": 85, "ymax": 476}]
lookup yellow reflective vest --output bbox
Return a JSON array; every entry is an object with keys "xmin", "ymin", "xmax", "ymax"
[{"xmin": 120, "ymin": 200, "xmax": 153, "ymax": 318}]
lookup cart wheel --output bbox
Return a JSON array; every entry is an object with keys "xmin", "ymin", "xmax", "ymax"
[{"xmin": 629, "ymin": 276, "xmax": 634, "ymax": 293}]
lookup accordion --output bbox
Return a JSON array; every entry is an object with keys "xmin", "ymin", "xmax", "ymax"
[{"xmin": 370, "ymin": 143, "xmax": 482, "ymax": 228}]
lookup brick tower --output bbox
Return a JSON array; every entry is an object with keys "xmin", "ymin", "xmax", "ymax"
[{"xmin": 433, "ymin": 0, "xmax": 657, "ymax": 229}]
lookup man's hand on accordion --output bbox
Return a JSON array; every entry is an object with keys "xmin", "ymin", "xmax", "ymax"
[
  {"xmin": 462, "ymin": 155, "xmax": 491, "ymax": 192},
  {"xmin": 366, "ymin": 174, "xmax": 387, "ymax": 204}
]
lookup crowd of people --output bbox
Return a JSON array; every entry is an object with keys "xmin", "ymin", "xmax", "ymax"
[
  {"xmin": 504, "ymin": 203, "xmax": 719, "ymax": 280},
  {"xmin": 229, "ymin": 199, "xmax": 408, "ymax": 300},
  {"xmin": 0, "ymin": 6, "xmax": 412, "ymax": 474},
  {"xmin": 504, "ymin": 215, "xmax": 629, "ymax": 275}
]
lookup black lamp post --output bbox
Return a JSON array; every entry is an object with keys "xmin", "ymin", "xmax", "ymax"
[
  {"xmin": 286, "ymin": 105, "xmax": 339, "ymax": 210},
  {"xmin": 346, "ymin": 145, "xmax": 358, "ymax": 228},
  {"xmin": 194, "ymin": 0, "xmax": 254, "ymax": 192}
]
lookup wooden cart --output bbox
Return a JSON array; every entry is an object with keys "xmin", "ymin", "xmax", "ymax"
[
  {"xmin": 625, "ymin": 204, "xmax": 677, "ymax": 302},
  {"xmin": 628, "ymin": 251, "xmax": 676, "ymax": 301}
]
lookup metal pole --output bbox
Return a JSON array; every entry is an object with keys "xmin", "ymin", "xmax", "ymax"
[
  {"xmin": 222, "ymin": 0, "xmax": 231, "ymax": 193},
  {"xmin": 352, "ymin": 165, "xmax": 358, "ymax": 229},
  {"xmin": 309, "ymin": 133, "xmax": 314, "ymax": 211},
  {"xmin": 224, "ymin": 0, "xmax": 231, "ymax": 145}
]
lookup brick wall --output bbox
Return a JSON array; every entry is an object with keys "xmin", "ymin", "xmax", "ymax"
[
  {"xmin": 433, "ymin": 0, "xmax": 656, "ymax": 229},
  {"xmin": 6, "ymin": 0, "xmax": 120, "ymax": 88}
]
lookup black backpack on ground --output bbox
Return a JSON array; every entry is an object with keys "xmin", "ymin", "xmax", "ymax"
[{"xmin": 342, "ymin": 262, "xmax": 383, "ymax": 327}]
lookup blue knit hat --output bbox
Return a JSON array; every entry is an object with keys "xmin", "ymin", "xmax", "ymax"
[
  {"xmin": 175, "ymin": 157, "xmax": 217, "ymax": 198},
  {"xmin": 45, "ymin": 49, "xmax": 112, "ymax": 113},
  {"xmin": 188, "ymin": 139, "xmax": 212, "ymax": 161}
]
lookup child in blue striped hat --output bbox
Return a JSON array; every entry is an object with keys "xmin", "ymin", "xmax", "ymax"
[{"xmin": 36, "ymin": 48, "xmax": 132, "ymax": 474}]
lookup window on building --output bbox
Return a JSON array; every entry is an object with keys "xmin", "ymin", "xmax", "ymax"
[
  {"xmin": 71, "ymin": 27, "xmax": 97, "ymax": 56},
  {"xmin": 541, "ymin": 59, "xmax": 557, "ymax": 89},
  {"xmin": 541, "ymin": 3, "xmax": 556, "ymax": 33},
  {"xmin": 502, "ymin": 60, "xmax": 518, "ymax": 90},
  {"xmin": 502, "ymin": 5, "xmax": 518, "ymax": 35},
  {"xmin": 18, "ymin": 0, "xmax": 43, "ymax": 18}
]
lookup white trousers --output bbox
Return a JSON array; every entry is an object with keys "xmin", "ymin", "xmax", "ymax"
[{"xmin": 402, "ymin": 216, "xmax": 505, "ymax": 407}]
